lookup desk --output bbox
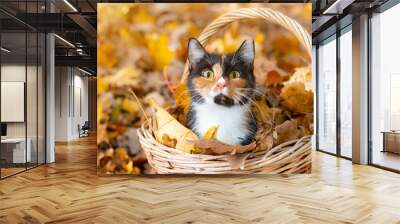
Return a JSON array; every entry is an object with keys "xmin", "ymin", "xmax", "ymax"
[
  {"xmin": 381, "ymin": 131, "xmax": 400, "ymax": 155},
  {"xmin": 1, "ymin": 138, "xmax": 31, "ymax": 163}
]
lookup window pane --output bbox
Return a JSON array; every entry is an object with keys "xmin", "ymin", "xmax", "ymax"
[
  {"xmin": 318, "ymin": 37, "xmax": 337, "ymax": 154},
  {"xmin": 340, "ymin": 29, "xmax": 352, "ymax": 158},
  {"xmin": 371, "ymin": 4, "xmax": 400, "ymax": 171}
]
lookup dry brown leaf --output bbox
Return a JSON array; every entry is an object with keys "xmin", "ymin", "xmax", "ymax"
[
  {"xmin": 280, "ymin": 82, "xmax": 313, "ymax": 114},
  {"xmin": 274, "ymin": 119, "xmax": 302, "ymax": 145},
  {"xmin": 255, "ymin": 129, "xmax": 274, "ymax": 152},
  {"xmin": 285, "ymin": 66, "xmax": 313, "ymax": 90},
  {"xmin": 161, "ymin": 134, "xmax": 177, "ymax": 148},
  {"xmin": 191, "ymin": 139, "xmax": 256, "ymax": 155},
  {"xmin": 254, "ymin": 57, "xmax": 287, "ymax": 86},
  {"xmin": 296, "ymin": 113, "xmax": 314, "ymax": 135},
  {"xmin": 252, "ymin": 96, "xmax": 272, "ymax": 122},
  {"xmin": 266, "ymin": 71, "xmax": 285, "ymax": 87},
  {"xmin": 148, "ymin": 98, "xmax": 198, "ymax": 153}
]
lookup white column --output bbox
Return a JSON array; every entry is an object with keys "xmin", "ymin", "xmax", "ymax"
[
  {"xmin": 45, "ymin": 0, "xmax": 56, "ymax": 163},
  {"xmin": 46, "ymin": 32, "xmax": 55, "ymax": 163},
  {"xmin": 352, "ymin": 14, "xmax": 369, "ymax": 164}
]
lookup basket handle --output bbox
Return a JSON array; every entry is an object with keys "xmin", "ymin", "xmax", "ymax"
[{"xmin": 180, "ymin": 7, "xmax": 312, "ymax": 83}]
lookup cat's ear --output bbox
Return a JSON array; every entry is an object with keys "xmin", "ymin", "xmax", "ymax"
[
  {"xmin": 188, "ymin": 38, "xmax": 207, "ymax": 65},
  {"xmin": 235, "ymin": 38, "xmax": 255, "ymax": 65}
]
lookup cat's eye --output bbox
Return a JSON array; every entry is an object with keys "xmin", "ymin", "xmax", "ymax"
[
  {"xmin": 229, "ymin": 71, "xmax": 241, "ymax": 79},
  {"xmin": 201, "ymin": 69, "xmax": 214, "ymax": 79}
]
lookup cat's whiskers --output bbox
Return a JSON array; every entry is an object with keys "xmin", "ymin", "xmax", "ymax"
[
  {"xmin": 236, "ymin": 87, "xmax": 265, "ymax": 96},
  {"xmin": 234, "ymin": 90, "xmax": 264, "ymax": 121},
  {"xmin": 231, "ymin": 94, "xmax": 256, "ymax": 125}
]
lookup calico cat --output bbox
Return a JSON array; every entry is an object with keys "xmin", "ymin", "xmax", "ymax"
[{"xmin": 186, "ymin": 38, "xmax": 257, "ymax": 145}]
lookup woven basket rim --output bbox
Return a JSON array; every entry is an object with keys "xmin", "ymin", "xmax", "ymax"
[
  {"xmin": 139, "ymin": 119, "xmax": 311, "ymax": 157},
  {"xmin": 138, "ymin": 119, "xmax": 312, "ymax": 174}
]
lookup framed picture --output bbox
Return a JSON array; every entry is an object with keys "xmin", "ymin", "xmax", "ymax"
[{"xmin": 97, "ymin": 3, "xmax": 313, "ymax": 175}]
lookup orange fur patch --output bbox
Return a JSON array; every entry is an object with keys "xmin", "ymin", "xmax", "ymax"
[
  {"xmin": 192, "ymin": 76, "xmax": 215, "ymax": 96},
  {"xmin": 226, "ymin": 79, "xmax": 248, "ymax": 97}
]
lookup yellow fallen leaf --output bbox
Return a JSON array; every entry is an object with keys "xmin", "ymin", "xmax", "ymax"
[
  {"xmin": 122, "ymin": 98, "xmax": 138, "ymax": 114},
  {"xmin": 165, "ymin": 21, "xmax": 178, "ymax": 30},
  {"xmin": 146, "ymin": 34, "xmax": 174, "ymax": 70},
  {"xmin": 119, "ymin": 27, "xmax": 145, "ymax": 46},
  {"xmin": 105, "ymin": 66, "xmax": 140, "ymax": 88},
  {"xmin": 121, "ymin": 160, "xmax": 133, "ymax": 174},
  {"xmin": 203, "ymin": 125, "xmax": 219, "ymax": 140},
  {"xmin": 98, "ymin": 43, "xmax": 117, "ymax": 68},
  {"xmin": 132, "ymin": 7, "xmax": 155, "ymax": 25},
  {"xmin": 148, "ymin": 98, "xmax": 198, "ymax": 153},
  {"xmin": 97, "ymin": 78, "xmax": 107, "ymax": 95},
  {"xmin": 115, "ymin": 147, "xmax": 129, "ymax": 161},
  {"xmin": 97, "ymin": 102, "xmax": 103, "ymax": 125}
]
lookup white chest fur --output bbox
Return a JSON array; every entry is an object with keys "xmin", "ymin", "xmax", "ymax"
[{"xmin": 191, "ymin": 102, "xmax": 251, "ymax": 145}]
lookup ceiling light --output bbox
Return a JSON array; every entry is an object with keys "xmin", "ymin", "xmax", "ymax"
[
  {"xmin": 1, "ymin": 47, "xmax": 11, "ymax": 53},
  {"xmin": 63, "ymin": 0, "xmax": 78, "ymax": 12},
  {"xmin": 78, "ymin": 67, "xmax": 93, "ymax": 76},
  {"xmin": 54, "ymin": 34, "xmax": 75, "ymax": 48},
  {"xmin": 323, "ymin": 0, "xmax": 355, "ymax": 15}
]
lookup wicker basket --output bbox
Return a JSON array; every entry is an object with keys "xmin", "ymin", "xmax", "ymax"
[{"xmin": 137, "ymin": 7, "xmax": 312, "ymax": 174}]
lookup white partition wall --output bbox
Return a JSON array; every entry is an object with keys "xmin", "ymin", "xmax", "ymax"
[{"xmin": 54, "ymin": 67, "xmax": 89, "ymax": 142}]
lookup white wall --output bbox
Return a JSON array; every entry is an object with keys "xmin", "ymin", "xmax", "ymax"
[{"xmin": 54, "ymin": 67, "xmax": 89, "ymax": 141}]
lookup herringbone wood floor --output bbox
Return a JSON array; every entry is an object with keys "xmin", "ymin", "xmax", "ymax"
[{"xmin": 1, "ymin": 136, "xmax": 400, "ymax": 224}]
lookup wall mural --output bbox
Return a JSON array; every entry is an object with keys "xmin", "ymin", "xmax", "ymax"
[{"xmin": 97, "ymin": 3, "xmax": 313, "ymax": 175}]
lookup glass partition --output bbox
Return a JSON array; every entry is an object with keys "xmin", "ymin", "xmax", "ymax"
[
  {"xmin": 0, "ymin": 1, "xmax": 46, "ymax": 179},
  {"xmin": 1, "ymin": 30, "xmax": 28, "ymax": 177}
]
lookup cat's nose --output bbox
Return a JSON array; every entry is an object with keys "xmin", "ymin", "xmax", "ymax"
[{"xmin": 216, "ymin": 82, "xmax": 225, "ymax": 90}]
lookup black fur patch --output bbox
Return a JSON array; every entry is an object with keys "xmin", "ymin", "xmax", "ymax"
[{"xmin": 214, "ymin": 94, "xmax": 234, "ymax": 106}]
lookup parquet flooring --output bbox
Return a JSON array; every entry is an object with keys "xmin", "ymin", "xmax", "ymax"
[{"xmin": 1, "ymin": 135, "xmax": 400, "ymax": 223}]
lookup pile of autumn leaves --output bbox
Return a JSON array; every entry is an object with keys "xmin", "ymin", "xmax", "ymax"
[
  {"xmin": 97, "ymin": 4, "xmax": 312, "ymax": 174},
  {"xmin": 152, "ymin": 70, "xmax": 313, "ymax": 156}
]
